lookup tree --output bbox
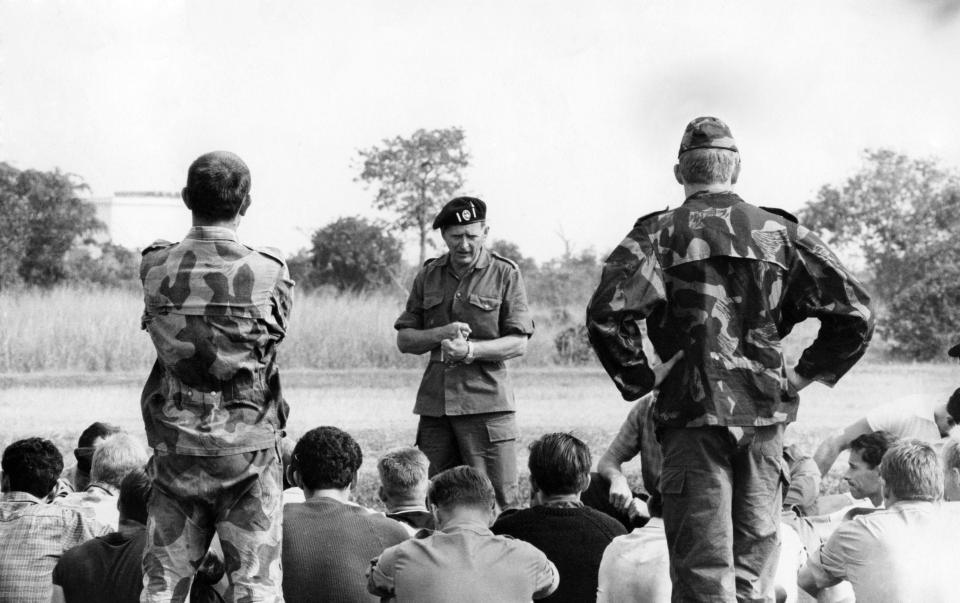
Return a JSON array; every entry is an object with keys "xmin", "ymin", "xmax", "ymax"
[
  {"xmin": 0, "ymin": 163, "xmax": 103, "ymax": 288},
  {"xmin": 799, "ymin": 149, "xmax": 960, "ymax": 359},
  {"xmin": 310, "ymin": 216, "xmax": 403, "ymax": 293},
  {"xmin": 488, "ymin": 239, "xmax": 538, "ymax": 277},
  {"xmin": 357, "ymin": 127, "xmax": 470, "ymax": 265}
]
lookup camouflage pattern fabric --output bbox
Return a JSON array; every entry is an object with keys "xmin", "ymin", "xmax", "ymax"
[
  {"xmin": 139, "ymin": 226, "xmax": 294, "ymax": 456},
  {"xmin": 586, "ymin": 191, "xmax": 874, "ymax": 428},
  {"xmin": 142, "ymin": 447, "xmax": 283, "ymax": 603}
]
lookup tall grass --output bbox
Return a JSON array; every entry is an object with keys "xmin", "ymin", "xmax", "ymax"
[{"xmin": 0, "ymin": 287, "xmax": 575, "ymax": 373}]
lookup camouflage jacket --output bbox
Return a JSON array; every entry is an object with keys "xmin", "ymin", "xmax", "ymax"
[
  {"xmin": 586, "ymin": 191, "xmax": 874, "ymax": 428},
  {"xmin": 139, "ymin": 226, "xmax": 294, "ymax": 456},
  {"xmin": 394, "ymin": 247, "xmax": 534, "ymax": 416}
]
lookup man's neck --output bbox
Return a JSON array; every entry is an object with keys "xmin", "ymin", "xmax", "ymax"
[
  {"xmin": 683, "ymin": 183, "xmax": 735, "ymax": 199},
  {"xmin": 303, "ymin": 487, "xmax": 352, "ymax": 504},
  {"xmin": 868, "ymin": 491, "xmax": 884, "ymax": 507},
  {"xmin": 534, "ymin": 492, "xmax": 582, "ymax": 507},
  {"xmin": 191, "ymin": 215, "xmax": 240, "ymax": 231},
  {"xmin": 384, "ymin": 495, "xmax": 429, "ymax": 514}
]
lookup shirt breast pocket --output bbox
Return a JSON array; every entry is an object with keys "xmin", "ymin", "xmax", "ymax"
[
  {"xmin": 466, "ymin": 294, "xmax": 502, "ymax": 339},
  {"xmin": 422, "ymin": 294, "xmax": 445, "ymax": 328}
]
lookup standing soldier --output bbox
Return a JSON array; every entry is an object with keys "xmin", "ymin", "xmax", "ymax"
[
  {"xmin": 139, "ymin": 151, "xmax": 293, "ymax": 602},
  {"xmin": 586, "ymin": 117, "xmax": 874, "ymax": 602},
  {"xmin": 395, "ymin": 196, "xmax": 534, "ymax": 510}
]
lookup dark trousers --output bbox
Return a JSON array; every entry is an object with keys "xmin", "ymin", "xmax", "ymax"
[
  {"xmin": 416, "ymin": 412, "xmax": 519, "ymax": 510},
  {"xmin": 659, "ymin": 425, "xmax": 783, "ymax": 603}
]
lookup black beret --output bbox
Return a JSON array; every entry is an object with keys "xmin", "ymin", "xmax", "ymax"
[
  {"xmin": 949, "ymin": 343, "xmax": 960, "ymax": 358},
  {"xmin": 432, "ymin": 196, "xmax": 486, "ymax": 230}
]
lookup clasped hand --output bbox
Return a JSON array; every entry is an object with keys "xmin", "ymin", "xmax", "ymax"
[{"xmin": 439, "ymin": 322, "xmax": 471, "ymax": 362}]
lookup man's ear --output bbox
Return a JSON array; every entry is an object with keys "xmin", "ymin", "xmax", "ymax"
[
  {"xmin": 378, "ymin": 485, "xmax": 387, "ymax": 502},
  {"xmin": 181, "ymin": 187, "xmax": 192, "ymax": 211},
  {"xmin": 731, "ymin": 158, "xmax": 741, "ymax": 184},
  {"xmin": 291, "ymin": 468, "xmax": 304, "ymax": 489},
  {"xmin": 673, "ymin": 164, "xmax": 684, "ymax": 185},
  {"xmin": 238, "ymin": 195, "xmax": 252, "ymax": 216}
]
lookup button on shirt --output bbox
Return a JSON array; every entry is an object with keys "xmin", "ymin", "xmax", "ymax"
[
  {"xmin": 367, "ymin": 517, "xmax": 559, "ymax": 602},
  {"xmin": 394, "ymin": 248, "xmax": 534, "ymax": 416},
  {"xmin": 139, "ymin": 226, "xmax": 294, "ymax": 456},
  {"xmin": 0, "ymin": 491, "xmax": 111, "ymax": 603}
]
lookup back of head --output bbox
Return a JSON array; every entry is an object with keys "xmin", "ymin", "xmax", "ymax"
[
  {"xmin": 291, "ymin": 426, "xmax": 362, "ymax": 490},
  {"xmin": 428, "ymin": 466, "xmax": 495, "ymax": 511},
  {"xmin": 185, "ymin": 151, "xmax": 251, "ymax": 221},
  {"xmin": 118, "ymin": 468, "xmax": 152, "ymax": 525},
  {"xmin": 75, "ymin": 422, "xmax": 122, "ymax": 473},
  {"xmin": 377, "ymin": 447, "xmax": 430, "ymax": 500},
  {"xmin": 849, "ymin": 430, "xmax": 898, "ymax": 469},
  {"xmin": 677, "ymin": 116, "xmax": 740, "ymax": 185},
  {"xmin": 943, "ymin": 437, "xmax": 960, "ymax": 473},
  {"xmin": 2, "ymin": 438, "xmax": 63, "ymax": 499},
  {"xmin": 528, "ymin": 432, "xmax": 591, "ymax": 496},
  {"xmin": 947, "ymin": 388, "xmax": 960, "ymax": 427},
  {"xmin": 880, "ymin": 439, "xmax": 943, "ymax": 502},
  {"xmin": 90, "ymin": 433, "xmax": 148, "ymax": 489}
]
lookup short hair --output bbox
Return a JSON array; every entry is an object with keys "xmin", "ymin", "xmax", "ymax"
[
  {"xmin": 428, "ymin": 466, "xmax": 495, "ymax": 510},
  {"xmin": 528, "ymin": 432, "xmax": 592, "ymax": 495},
  {"xmin": 90, "ymin": 433, "xmax": 148, "ymax": 489},
  {"xmin": 75, "ymin": 422, "xmax": 122, "ymax": 473},
  {"xmin": 118, "ymin": 468, "xmax": 152, "ymax": 525},
  {"xmin": 677, "ymin": 148, "xmax": 740, "ymax": 185},
  {"xmin": 291, "ymin": 426, "xmax": 362, "ymax": 490},
  {"xmin": 879, "ymin": 439, "xmax": 943, "ymax": 502},
  {"xmin": 185, "ymin": 151, "xmax": 251, "ymax": 221},
  {"xmin": 942, "ymin": 438, "xmax": 960, "ymax": 473},
  {"xmin": 2, "ymin": 438, "xmax": 64, "ymax": 498},
  {"xmin": 849, "ymin": 430, "xmax": 898, "ymax": 469},
  {"xmin": 377, "ymin": 447, "xmax": 429, "ymax": 499},
  {"xmin": 947, "ymin": 388, "xmax": 960, "ymax": 424}
]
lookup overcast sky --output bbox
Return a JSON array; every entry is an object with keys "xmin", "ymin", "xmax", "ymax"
[{"xmin": 2, "ymin": 0, "xmax": 959, "ymax": 261}]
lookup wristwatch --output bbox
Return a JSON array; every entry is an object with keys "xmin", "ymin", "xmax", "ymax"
[{"xmin": 463, "ymin": 340, "xmax": 476, "ymax": 364}]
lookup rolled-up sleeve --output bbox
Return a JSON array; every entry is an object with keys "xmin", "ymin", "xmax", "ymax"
[
  {"xmin": 394, "ymin": 271, "xmax": 426, "ymax": 331},
  {"xmin": 499, "ymin": 269, "xmax": 534, "ymax": 337}
]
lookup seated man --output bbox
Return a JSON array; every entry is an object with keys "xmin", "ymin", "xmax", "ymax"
[
  {"xmin": 377, "ymin": 446, "xmax": 435, "ymax": 533},
  {"xmin": 492, "ymin": 432, "xmax": 625, "ymax": 602},
  {"xmin": 282, "ymin": 426, "xmax": 410, "ymax": 603},
  {"xmin": 59, "ymin": 422, "xmax": 122, "ymax": 495},
  {"xmin": 368, "ymin": 466, "xmax": 559, "ymax": 602},
  {"xmin": 813, "ymin": 389, "xmax": 959, "ymax": 475},
  {"xmin": 53, "ymin": 468, "xmax": 225, "ymax": 603},
  {"xmin": 55, "ymin": 433, "xmax": 148, "ymax": 529},
  {"xmin": 942, "ymin": 437, "xmax": 960, "ymax": 502},
  {"xmin": 0, "ymin": 438, "xmax": 110, "ymax": 603},
  {"xmin": 799, "ymin": 439, "xmax": 960, "ymax": 602},
  {"xmin": 839, "ymin": 431, "xmax": 898, "ymax": 515}
]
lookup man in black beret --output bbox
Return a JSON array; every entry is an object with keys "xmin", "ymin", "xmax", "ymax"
[{"xmin": 394, "ymin": 196, "xmax": 534, "ymax": 510}]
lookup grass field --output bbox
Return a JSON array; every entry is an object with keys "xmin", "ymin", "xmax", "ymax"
[{"xmin": 2, "ymin": 363, "xmax": 955, "ymax": 509}]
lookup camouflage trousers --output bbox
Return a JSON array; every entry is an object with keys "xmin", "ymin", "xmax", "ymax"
[{"xmin": 142, "ymin": 446, "xmax": 283, "ymax": 603}]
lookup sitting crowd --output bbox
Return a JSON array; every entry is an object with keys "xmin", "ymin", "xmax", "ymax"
[{"xmin": 3, "ymin": 389, "xmax": 960, "ymax": 603}]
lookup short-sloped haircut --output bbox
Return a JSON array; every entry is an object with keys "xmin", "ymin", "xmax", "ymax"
[
  {"xmin": 849, "ymin": 431, "xmax": 898, "ymax": 469},
  {"xmin": 185, "ymin": 151, "xmax": 251, "ymax": 221},
  {"xmin": 2, "ymin": 438, "xmax": 63, "ymax": 499},
  {"xmin": 678, "ymin": 148, "xmax": 740, "ymax": 185},
  {"xmin": 880, "ymin": 439, "xmax": 943, "ymax": 502},
  {"xmin": 428, "ymin": 466, "xmax": 495, "ymax": 510},
  {"xmin": 528, "ymin": 432, "xmax": 592, "ymax": 495},
  {"xmin": 291, "ymin": 426, "xmax": 362, "ymax": 490},
  {"xmin": 378, "ymin": 447, "xmax": 429, "ymax": 499},
  {"xmin": 118, "ymin": 468, "xmax": 152, "ymax": 525},
  {"xmin": 91, "ymin": 433, "xmax": 148, "ymax": 489}
]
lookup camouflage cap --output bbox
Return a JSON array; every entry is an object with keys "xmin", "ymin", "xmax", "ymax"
[
  {"xmin": 678, "ymin": 116, "xmax": 738, "ymax": 157},
  {"xmin": 949, "ymin": 342, "xmax": 960, "ymax": 358},
  {"xmin": 433, "ymin": 196, "xmax": 487, "ymax": 230}
]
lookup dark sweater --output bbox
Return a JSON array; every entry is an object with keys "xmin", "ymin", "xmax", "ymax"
[
  {"xmin": 282, "ymin": 498, "xmax": 410, "ymax": 603},
  {"xmin": 492, "ymin": 505, "xmax": 627, "ymax": 603}
]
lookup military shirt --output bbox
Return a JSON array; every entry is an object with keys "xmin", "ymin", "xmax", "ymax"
[
  {"xmin": 140, "ymin": 226, "xmax": 294, "ymax": 456},
  {"xmin": 394, "ymin": 247, "xmax": 534, "ymax": 416},
  {"xmin": 586, "ymin": 192, "xmax": 873, "ymax": 428}
]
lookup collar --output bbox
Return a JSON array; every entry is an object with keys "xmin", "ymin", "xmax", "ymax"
[
  {"xmin": 185, "ymin": 226, "xmax": 240, "ymax": 242},
  {"xmin": 435, "ymin": 246, "xmax": 491, "ymax": 271},
  {"xmin": 1, "ymin": 491, "xmax": 43, "ymax": 504},
  {"xmin": 85, "ymin": 482, "xmax": 118, "ymax": 497},
  {"xmin": 388, "ymin": 504, "xmax": 430, "ymax": 514},
  {"xmin": 682, "ymin": 190, "xmax": 741, "ymax": 206},
  {"xmin": 538, "ymin": 494, "xmax": 583, "ymax": 508},
  {"xmin": 439, "ymin": 517, "xmax": 493, "ymax": 536}
]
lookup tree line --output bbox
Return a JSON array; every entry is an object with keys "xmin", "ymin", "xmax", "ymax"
[{"xmin": 2, "ymin": 132, "xmax": 959, "ymax": 360}]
